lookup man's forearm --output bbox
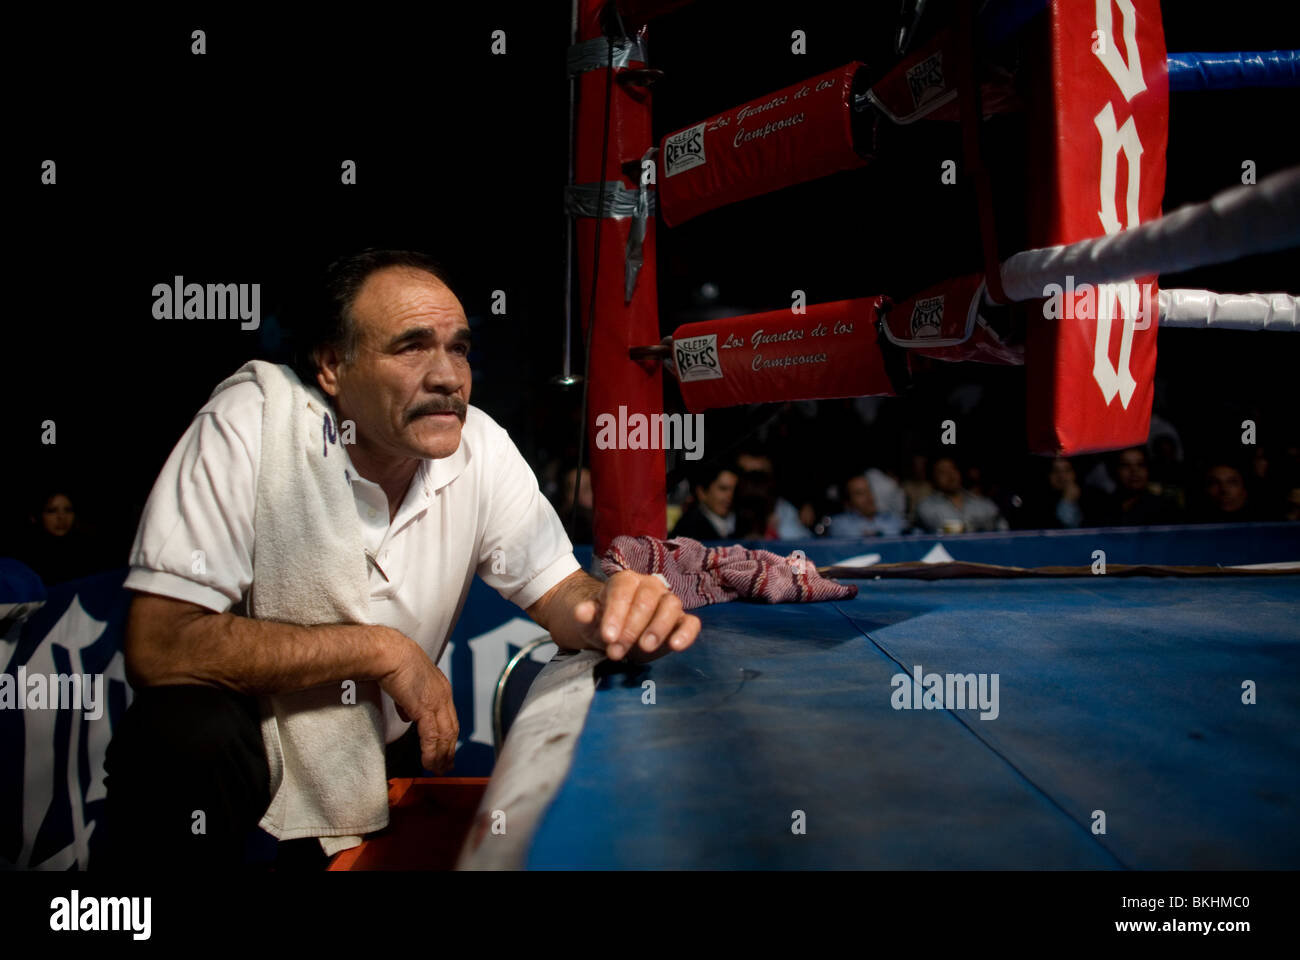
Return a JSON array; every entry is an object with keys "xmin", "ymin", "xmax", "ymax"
[
  {"xmin": 127, "ymin": 595, "xmax": 403, "ymax": 696},
  {"xmin": 526, "ymin": 570, "xmax": 605, "ymax": 652}
]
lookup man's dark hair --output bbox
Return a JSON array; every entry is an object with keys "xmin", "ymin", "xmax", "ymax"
[
  {"xmin": 928, "ymin": 454, "xmax": 961, "ymax": 483},
  {"xmin": 840, "ymin": 465, "xmax": 868, "ymax": 497},
  {"xmin": 690, "ymin": 460, "xmax": 738, "ymax": 495},
  {"xmin": 1201, "ymin": 459, "xmax": 1247, "ymax": 485},
  {"xmin": 288, "ymin": 249, "xmax": 453, "ymax": 386},
  {"xmin": 30, "ymin": 485, "xmax": 76, "ymax": 523}
]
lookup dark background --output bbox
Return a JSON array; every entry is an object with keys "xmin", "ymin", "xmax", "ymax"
[{"xmin": 4, "ymin": 2, "xmax": 1297, "ymax": 564}]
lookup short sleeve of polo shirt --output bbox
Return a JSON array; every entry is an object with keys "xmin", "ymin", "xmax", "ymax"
[
  {"xmin": 473, "ymin": 414, "xmax": 580, "ymax": 609},
  {"xmin": 122, "ymin": 380, "xmax": 263, "ymax": 613}
]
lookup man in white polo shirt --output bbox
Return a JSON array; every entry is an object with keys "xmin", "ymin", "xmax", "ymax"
[{"xmin": 103, "ymin": 249, "xmax": 700, "ymax": 870}]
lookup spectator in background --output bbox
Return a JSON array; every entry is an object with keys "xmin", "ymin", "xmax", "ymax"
[
  {"xmin": 1244, "ymin": 444, "xmax": 1295, "ymax": 516},
  {"xmin": 915, "ymin": 456, "xmax": 1008, "ymax": 533},
  {"xmin": 16, "ymin": 489, "xmax": 106, "ymax": 585},
  {"xmin": 1081, "ymin": 455, "xmax": 1116, "ymax": 499},
  {"xmin": 1195, "ymin": 462, "xmax": 1266, "ymax": 523},
  {"xmin": 1278, "ymin": 442, "xmax": 1300, "ymax": 492},
  {"xmin": 735, "ymin": 446, "xmax": 811, "ymax": 538},
  {"xmin": 1022, "ymin": 457, "xmax": 1084, "ymax": 529},
  {"xmin": 803, "ymin": 486, "xmax": 841, "ymax": 538},
  {"xmin": 1283, "ymin": 484, "xmax": 1300, "ymax": 522},
  {"xmin": 1084, "ymin": 446, "xmax": 1174, "ymax": 527},
  {"xmin": 901, "ymin": 452, "xmax": 933, "ymax": 527},
  {"xmin": 670, "ymin": 462, "xmax": 738, "ymax": 540},
  {"xmin": 865, "ymin": 467, "xmax": 907, "ymax": 524},
  {"xmin": 1148, "ymin": 434, "xmax": 1187, "ymax": 513},
  {"xmin": 732, "ymin": 470, "xmax": 779, "ymax": 540},
  {"xmin": 830, "ymin": 469, "xmax": 906, "ymax": 537},
  {"xmin": 1147, "ymin": 410, "xmax": 1184, "ymax": 464},
  {"xmin": 555, "ymin": 465, "xmax": 594, "ymax": 544},
  {"xmin": 1248, "ymin": 447, "xmax": 1272, "ymax": 496}
]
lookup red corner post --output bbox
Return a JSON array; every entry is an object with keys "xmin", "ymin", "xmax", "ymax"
[
  {"xmin": 1023, "ymin": 0, "xmax": 1167, "ymax": 455},
  {"xmin": 573, "ymin": 0, "xmax": 666, "ymax": 556}
]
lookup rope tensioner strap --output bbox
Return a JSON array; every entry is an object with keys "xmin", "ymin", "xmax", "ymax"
[
  {"xmin": 565, "ymin": 174, "xmax": 658, "ymax": 302},
  {"xmin": 566, "ymin": 35, "xmax": 648, "ymax": 75}
]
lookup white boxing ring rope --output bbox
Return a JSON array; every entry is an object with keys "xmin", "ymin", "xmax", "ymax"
[
  {"xmin": 1158, "ymin": 289, "xmax": 1298, "ymax": 331},
  {"xmin": 995, "ymin": 165, "xmax": 1300, "ymax": 320}
]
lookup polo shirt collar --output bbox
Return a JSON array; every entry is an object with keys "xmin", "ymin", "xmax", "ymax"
[
  {"xmin": 309, "ymin": 381, "xmax": 473, "ymax": 502},
  {"xmin": 425, "ymin": 419, "xmax": 471, "ymax": 493},
  {"xmin": 337, "ymin": 418, "xmax": 472, "ymax": 499}
]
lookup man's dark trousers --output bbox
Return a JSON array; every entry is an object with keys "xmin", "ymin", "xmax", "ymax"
[{"xmin": 101, "ymin": 684, "xmax": 423, "ymax": 870}]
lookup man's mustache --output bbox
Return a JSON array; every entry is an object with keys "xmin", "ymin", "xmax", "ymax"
[{"xmin": 407, "ymin": 396, "xmax": 467, "ymax": 423}]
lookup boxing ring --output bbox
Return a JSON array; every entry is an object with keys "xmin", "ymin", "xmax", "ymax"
[
  {"xmin": 330, "ymin": 0, "xmax": 1300, "ymax": 871},
  {"xmin": 565, "ymin": 0, "xmax": 1299, "ymax": 560},
  {"xmin": 456, "ymin": 523, "xmax": 1300, "ymax": 870}
]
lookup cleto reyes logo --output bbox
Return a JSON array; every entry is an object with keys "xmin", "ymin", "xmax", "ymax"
[
  {"xmin": 663, "ymin": 123, "xmax": 706, "ymax": 177},
  {"xmin": 674, "ymin": 334, "xmax": 723, "ymax": 381},
  {"xmin": 909, "ymin": 295, "xmax": 944, "ymax": 338},
  {"xmin": 906, "ymin": 51, "xmax": 946, "ymax": 108}
]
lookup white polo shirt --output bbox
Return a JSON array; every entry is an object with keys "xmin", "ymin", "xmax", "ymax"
[{"xmin": 123, "ymin": 378, "xmax": 581, "ymax": 743}]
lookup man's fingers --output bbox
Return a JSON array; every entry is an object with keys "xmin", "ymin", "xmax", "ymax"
[
  {"xmin": 419, "ymin": 716, "xmax": 442, "ymax": 773},
  {"xmin": 416, "ymin": 669, "xmax": 459, "ymax": 773},
  {"xmin": 624, "ymin": 610, "xmax": 702, "ymax": 664},
  {"xmin": 613, "ymin": 578, "xmax": 667, "ymax": 654},
  {"xmin": 433, "ymin": 676, "xmax": 459, "ymax": 773},
  {"xmin": 639, "ymin": 591, "xmax": 685, "ymax": 653},
  {"xmin": 421, "ymin": 714, "xmax": 456, "ymax": 774},
  {"xmin": 597, "ymin": 573, "xmax": 640, "ymax": 658},
  {"xmin": 666, "ymin": 613, "xmax": 701, "ymax": 651},
  {"xmin": 439, "ymin": 699, "xmax": 459, "ymax": 772},
  {"xmin": 591, "ymin": 573, "xmax": 703, "ymax": 661}
]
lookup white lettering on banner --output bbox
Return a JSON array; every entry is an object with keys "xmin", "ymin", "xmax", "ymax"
[
  {"xmin": 732, "ymin": 112, "xmax": 806, "ymax": 148},
  {"xmin": 1093, "ymin": 101, "xmax": 1144, "ymax": 407},
  {"xmin": 751, "ymin": 352, "xmax": 829, "ymax": 371},
  {"xmin": 735, "ymin": 95, "xmax": 788, "ymax": 121},
  {"xmin": 1092, "ymin": 0, "xmax": 1147, "ymax": 102},
  {"xmin": 1094, "ymin": 103, "xmax": 1143, "ymax": 238},
  {"xmin": 1087, "ymin": 0, "xmax": 1151, "ymax": 408},
  {"xmin": 5, "ymin": 597, "xmax": 128, "ymax": 871},
  {"xmin": 1093, "ymin": 281, "xmax": 1139, "ymax": 407},
  {"xmin": 750, "ymin": 327, "xmax": 805, "ymax": 348}
]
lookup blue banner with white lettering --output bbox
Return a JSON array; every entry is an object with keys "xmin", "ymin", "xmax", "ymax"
[{"xmin": 1, "ymin": 564, "xmax": 132, "ymax": 870}]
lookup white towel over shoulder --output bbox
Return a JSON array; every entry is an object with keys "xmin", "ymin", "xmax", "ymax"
[{"xmin": 209, "ymin": 360, "xmax": 388, "ymax": 856}]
